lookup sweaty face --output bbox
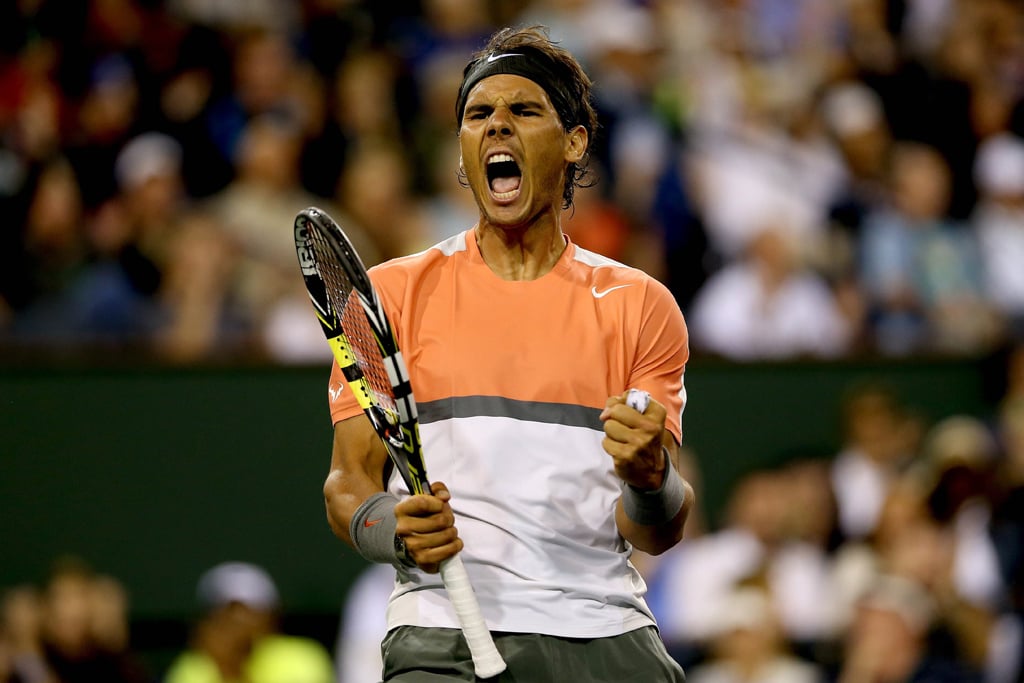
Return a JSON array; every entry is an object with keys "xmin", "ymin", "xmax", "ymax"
[{"xmin": 459, "ymin": 74, "xmax": 584, "ymax": 227}]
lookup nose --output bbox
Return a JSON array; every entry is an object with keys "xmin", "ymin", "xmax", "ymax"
[{"xmin": 487, "ymin": 109, "xmax": 512, "ymax": 138}]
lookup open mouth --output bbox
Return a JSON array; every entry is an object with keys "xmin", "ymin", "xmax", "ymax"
[{"xmin": 486, "ymin": 153, "xmax": 522, "ymax": 200}]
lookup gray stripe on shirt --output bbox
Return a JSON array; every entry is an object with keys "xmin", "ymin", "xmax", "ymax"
[{"xmin": 418, "ymin": 395, "xmax": 603, "ymax": 431}]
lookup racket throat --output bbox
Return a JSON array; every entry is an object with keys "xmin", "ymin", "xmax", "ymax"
[{"xmin": 368, "ymin": 405, "xmax": 407, "ymax": 450}]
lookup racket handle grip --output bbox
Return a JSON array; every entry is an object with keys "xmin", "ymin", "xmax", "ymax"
[{"xmin": 439, "ymin": 554, "xmax": 507, "ymax": 678}]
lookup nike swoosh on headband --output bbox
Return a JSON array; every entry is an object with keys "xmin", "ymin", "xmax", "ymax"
[{"xmin": 486, "ymin": 52, "xmax": 523, "ymax": 63}]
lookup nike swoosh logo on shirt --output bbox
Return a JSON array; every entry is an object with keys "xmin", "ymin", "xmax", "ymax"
[
  {"xmin": 486, "ymin": 52, "xmax": 522, "ymax": 63},
  {"xmin": 364, "ymin": 518, "xmax": 383, "ymax": 528},
  {"xmin": 591, "ymin": 284, "xmax": 632, "ymax": 299}
]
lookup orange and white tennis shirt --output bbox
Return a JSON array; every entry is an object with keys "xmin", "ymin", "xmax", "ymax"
[{"xmin": 329, "ymin": 229, "xmax": 689, "ymax": 638}]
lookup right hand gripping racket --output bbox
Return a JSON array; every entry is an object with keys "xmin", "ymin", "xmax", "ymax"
[{"xmin": 293, "ymin": 207, "xmax": 506, "ymax": 678}]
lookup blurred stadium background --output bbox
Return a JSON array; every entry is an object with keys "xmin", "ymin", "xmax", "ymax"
[{"xmin": 3, "ymin": 1, "xmax": 1024, "ymax": 682}]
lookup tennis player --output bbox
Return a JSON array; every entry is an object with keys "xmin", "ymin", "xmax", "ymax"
[{"xmin": 324, "ymin": 25, "xmax": 692, "ymax": 681}]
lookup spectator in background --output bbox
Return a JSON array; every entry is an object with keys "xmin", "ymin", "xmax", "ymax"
[
  {"xmin": 39, "ymin": 558, "xmax": 149, "ymax": 683},
  {"xmin": 916, "ymin": 416, "xmax": 1005, "ymax": 612},
  {"xmin": 688, "ymin": 223, "xmax": 853, "ymax": 360},
  {"xmin": 113, "ymin": 132, "xmax": 187, "ymax": 266},
  {"xmin": 209, "ymin": 27, "xmax": 299, "ymax": 154},
  {"xmin": 830, "ymin": 382, "xmax": 921, "ymax": 543},
  {"xmin": 300, "ymin": 48, "xmax": 404, "ymax": 200},
  {"xmin": 819, "ymin": 80, "xmax": 893, "ymax": 330},
  {"xmin": 164, "ymin": 562, "xmax": 332, "ymax": 683},
  {"xmin": 858, "ymin": 141, "xmax": 1001, "ymax": 355},
  {"xmin": 0, "ymin": 30, "xmax": 64, "ymax": 167},
  {"xmin": 64, "ymin": 54, "xmax": 142, "ymax": 210},
  {"xmin": 686, "ymin": 584, "xmax": 825, "ymax": 683},
  {"xmin": 2, "ymin": 157, "xmax": 88, "ymax": 342},
  {"xmin": 838, "ymin": 568, "xmax": 961, "ymax": 683},
  {"xmin": 0, "ymin": 585, "xmax": 53, "ymax": 683},
  {"xmin": 831, "ymin": 476, "xmax": 930, "ymax": 632},
  {"xmin": 581, "ymin": 1, "xmax": 671, "ymax": 237},
  {"xmin": 331, "ymin": 137, "xmax": 428, "ymax": 262},
  {"xmin": 972, "ymin": 132, "xmax": 1024, "ymax": 339},
  {"xmin": 649, "ymin": 148, "xmax": 715, "ymax": 317},
  {"xmin": 153, "ymin": 210, "xmax": 244, "ymax": 363},
  {"xmin": 153, "ymin": 24, "xmax": 235, "ymax": 199}
]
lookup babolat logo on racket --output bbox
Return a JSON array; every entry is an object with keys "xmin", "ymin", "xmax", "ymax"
[{"xmin": 294, "ymin": 222, "xmax": 319, "ymax": 276}]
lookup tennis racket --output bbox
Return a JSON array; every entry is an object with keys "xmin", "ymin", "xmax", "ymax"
[{"xmin": 293, "ymin": 206, "xmax": 506, "ymax": 678}]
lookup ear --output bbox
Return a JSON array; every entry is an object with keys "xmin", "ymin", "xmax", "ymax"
[{"xmin": 565, "ymin": 126, "xmax": 588, "ymax": 165}]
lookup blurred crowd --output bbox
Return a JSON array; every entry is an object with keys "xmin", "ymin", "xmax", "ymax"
[
  {"xmin": 6, "ymin": 351, "xmax": 1024, "ymax": 683},
  {"xmin": 0, "ymin": 559, "xmax": 336, "ymax": 683},
  {"xmin": 636, "ymin": 344, "xmax": 1024, "ymax": 683},
  {"xmin": 3, "ymin": 0, "xmax": 1024, "ymax": 362}
]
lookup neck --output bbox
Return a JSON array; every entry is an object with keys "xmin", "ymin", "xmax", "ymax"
[{"xmin": 475, "ymin": 217, "xmax": 566, "ymax": 281}]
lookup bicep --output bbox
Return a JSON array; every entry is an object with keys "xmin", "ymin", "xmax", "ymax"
[
  {"xmin": 631, "ymin": 281, "xmax": 689, "ymax": 441},
  {"xmin": 330, "ymin": 415, "xmax": 391, "ymax": 490}
]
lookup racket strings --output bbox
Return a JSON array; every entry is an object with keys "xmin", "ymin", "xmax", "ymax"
[
  {"xmin": 308, "ymin": 226, "xmax": 399, "ymax": 418},
  {"xmin": 338, "ymin": 288, "xmax": 399, "ymax": 413}
]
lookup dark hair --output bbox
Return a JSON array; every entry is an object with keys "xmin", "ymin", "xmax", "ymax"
[{"xmin": 458, "ymin": 25, "xmax": 598, "ymax": 209}]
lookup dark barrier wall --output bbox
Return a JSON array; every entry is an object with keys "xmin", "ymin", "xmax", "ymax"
[{"xmin": 0, "ymin": 357, "xmax": 998, "ymax": 620}]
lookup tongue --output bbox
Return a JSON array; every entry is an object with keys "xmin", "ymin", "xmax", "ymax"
[{"xmin": 491, "ymin": 176, "xmax": 521, "ymax": 194}]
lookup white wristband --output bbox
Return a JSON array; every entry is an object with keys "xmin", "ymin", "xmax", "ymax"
[{"xmin": 621, "ymin": 447, "xmax": 686, "ymax": 525}]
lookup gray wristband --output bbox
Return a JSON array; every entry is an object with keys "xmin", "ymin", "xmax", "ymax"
[
  {"xmin": 621, "ymin": 447, "xmax": 686, "ymax": 525},
  {"xmin": 350, "ymin": 492, "xmax": 410, "ymax": 566}
]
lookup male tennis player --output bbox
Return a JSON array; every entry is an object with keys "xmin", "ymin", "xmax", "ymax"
[{"xmin": 324, "ymin": 25, "xmax": 692, "ymax": 681}]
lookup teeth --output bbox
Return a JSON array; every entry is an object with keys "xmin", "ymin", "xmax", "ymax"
[
  {"xmin": 493, "ymin": 189, "xmax": 518, "ymax": 200},
  {"xmin": 488, "ymin": 153, "xmax": 514, "ymax": 164}
]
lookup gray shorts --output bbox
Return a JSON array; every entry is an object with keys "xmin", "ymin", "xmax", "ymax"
[{"xmin": 381, "ymin": 625, "xmax": 686, "ymax": 682}]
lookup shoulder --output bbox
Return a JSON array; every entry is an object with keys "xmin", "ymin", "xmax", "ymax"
[
  {"xmin": 368, "ymin": 232, "xmax": 469, "ymax": 287},
  {"xmin": 570, "ymin": 244, "xmax": 676, "ymax": 306}
]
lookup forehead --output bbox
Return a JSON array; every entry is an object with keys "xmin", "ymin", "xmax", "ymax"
[{"xmin": 463, "ymin": 74, "xmax": 555, "ymax": 109}]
